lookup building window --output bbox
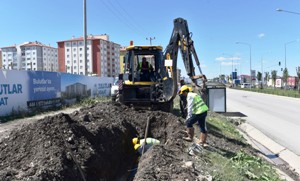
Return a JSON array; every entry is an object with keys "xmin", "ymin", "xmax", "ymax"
[
  {"xmin": 80, "ymin": 48, "xmax": 82, "ymax": 51},
  {"xmin": 67, "ymin": 49, "xmax": 70, "ymax": 52}
]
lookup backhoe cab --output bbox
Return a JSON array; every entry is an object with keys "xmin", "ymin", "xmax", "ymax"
[
  {"xmin": 117, "ymin": 44, "xmax": 173, "ymax": 111},
  {"xmin": 116, "ymin": 18, "xmax": 206, "ymax": 112}
]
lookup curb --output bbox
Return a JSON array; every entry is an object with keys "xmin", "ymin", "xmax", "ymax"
[{"xmin": 239, "ymin": 123, "xmax": 300, "ymax": 178}]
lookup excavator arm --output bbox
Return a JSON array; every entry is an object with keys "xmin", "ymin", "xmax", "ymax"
[{"xmin": 160, "ymin": 18, "xmax": 206, "ymax": 102}]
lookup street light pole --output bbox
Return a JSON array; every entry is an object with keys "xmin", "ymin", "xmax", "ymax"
[
  {"xmin": 284, "ymin": 40, "xmax": 297, "ymax": 70},
  {"xmin": 83, "ymin": 0, "xmax": 88, "ymax": 76},
  {"xmin": 236, "ymin": 42, "xmax": 252, "ymax": 89}
]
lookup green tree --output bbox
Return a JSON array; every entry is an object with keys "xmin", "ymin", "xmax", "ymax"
[
  {"xmin": 271, "ymin": 70, "xmax": 277, "ymax": 89},
  {"xmin": 297, "ymin": 67, "xmax": 300, "ymax": 92},
  {"xmin": 220, "ymin": 74, "xmax": 225, "ymax": 83},
  {"xmin": 257, "ymin": 72, "xmax": 262, "ymax": 81},
  {"xmin": 257, "ymin": 71, "xmax": 262, "ymax": 89},
  {"xmin": 282, "ymin": 68, "xmax": 289, "ymax": 89},
  {"xmin": 265, "ymin": 72, "xmax": 270, "ymax": 83}
]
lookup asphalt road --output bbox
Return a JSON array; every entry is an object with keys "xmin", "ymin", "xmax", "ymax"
[{"xmin": 226, "ymin": 88, "xmax": 300, "ymax": 155}]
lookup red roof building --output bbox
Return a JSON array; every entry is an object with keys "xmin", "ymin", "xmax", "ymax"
[{"xmin": 57, "ymin": 34, "xmax": 120, "ymax": 77}]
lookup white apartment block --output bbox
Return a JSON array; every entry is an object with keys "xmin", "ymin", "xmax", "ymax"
[
  {"xmin": 1, "ymin": 41, "xmax": 58, "ymax": 71},
  {"xmin": 57, "ymin": 34, "xmax": 120, "ymax": 77}
]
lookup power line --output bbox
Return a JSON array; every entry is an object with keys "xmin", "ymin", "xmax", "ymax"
[
  {"xmin": 100, "ymin": 0, "xmax": 138, "ymax": 35},
  {"xmin": 100, "ymin": 0, "xmax": 146, "ymax": 39},
  {"xmin": 114, "ymin": 0, "xmax": 148, "ymax": 34}
]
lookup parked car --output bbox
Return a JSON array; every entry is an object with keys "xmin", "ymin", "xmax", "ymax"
[{"xmin": 241, "ymin": 83, "xmax": 251, "ymax": 88}]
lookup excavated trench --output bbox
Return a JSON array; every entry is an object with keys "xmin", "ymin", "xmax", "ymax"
[{"xmin": 0, "ymin": 102, "xmax": 193, "ymax": 181}]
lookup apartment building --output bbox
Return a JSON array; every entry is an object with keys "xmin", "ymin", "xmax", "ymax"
[
  {"xmin": 119, "ymin": 46, "xmax": 126, "ymax": 74},
  {"xmin": 1, "ymin": 41, "xmax": 58, "ymax": 71},
  {"xmin": 1, "ymin": 45, "xmax": 17, "ymax": 70},
  {"xmin": 57, "ymin": 34, "xmax": 120, "ymax": 77}
]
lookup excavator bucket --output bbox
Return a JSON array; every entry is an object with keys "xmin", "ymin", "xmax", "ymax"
[{"xmin": 162, "ymin": 78, "xmax": 174, "ymax": 102}]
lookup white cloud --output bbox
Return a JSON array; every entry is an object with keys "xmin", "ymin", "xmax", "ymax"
[
  {"xmin": 215, "ymin": 56, "xmax": 227, "ymax": 61},
  {"xmin": 215, "ymin": 56, "xmax": 240, "ymax": 61},
  {"xmin": 258, "ymin": 33, "xmax": 265, "ymax": 38}
]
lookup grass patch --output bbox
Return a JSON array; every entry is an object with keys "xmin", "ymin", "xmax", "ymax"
[
  {"xmin": 173, "ymin": 95, "xmax": 285, "ymax": 180},
  {"xmin": 207, "ymin": 116, "xmax": 245, "ymax": 142},
  {"xmin": 235, "ymin": 87, "xmax": 300, "ymax": 98}
]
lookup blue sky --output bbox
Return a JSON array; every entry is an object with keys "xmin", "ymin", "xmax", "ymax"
[{"xmin": 1, "ymin": 0, "xmax": 300, "ymax": 78}]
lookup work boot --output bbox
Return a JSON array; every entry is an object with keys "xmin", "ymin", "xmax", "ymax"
[
  {"xmin": 199, "ymin": 133, "xmax": 208, "ymax": 147},
  {"xmin": 183, "ymin": 128, "xmax": 194, "ymax": 142}
]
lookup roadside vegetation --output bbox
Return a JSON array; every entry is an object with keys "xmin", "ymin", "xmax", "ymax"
[
  {"xmin": 235, "ymin": 86, "xmax": 300, "ymax": 98},
  {"xmin": 173, "ymin": 95, "xmax": 287, "ymax": 180}
]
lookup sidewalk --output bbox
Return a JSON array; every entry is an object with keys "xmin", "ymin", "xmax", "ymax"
[{"xmin": 239, "ymin": 122, "xmax": 300, "ymax": 180}]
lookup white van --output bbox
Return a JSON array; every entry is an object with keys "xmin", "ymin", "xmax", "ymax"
[{"xmin": 241, "ymin": 83, "xmax": 251, "ymax": 88}]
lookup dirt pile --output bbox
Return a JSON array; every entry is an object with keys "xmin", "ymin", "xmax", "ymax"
[
  {"xmin": 1, "ymin": 102, "xmax": 298, "ymax": 181},
  {"xmin": 0, "ymin": 102, "xmax": 199, "ymax": 180}
]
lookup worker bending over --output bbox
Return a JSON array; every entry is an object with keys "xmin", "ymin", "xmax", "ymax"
[{"xmin": 179, "ymin": 85, "xmax": 209, "ymax": 147}]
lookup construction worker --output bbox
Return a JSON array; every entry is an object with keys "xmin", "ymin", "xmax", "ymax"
[
  {"xmin": 132, "ymin": 137, "xmax": 160, "ymax": 155},
  {"xmin": 178, "ymin": 79, "xmax": 189, "ymax": 118},
  {"xmin": 179, "ymin": 85, "xmax": 209, "ymax": 146},
  {"xmin": 137, "ymin": 57, "xmax": 153, "ymax": 81}
]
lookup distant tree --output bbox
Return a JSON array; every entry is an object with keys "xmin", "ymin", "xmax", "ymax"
[
  {"xmin": 265, "ymin": 72, "xmax": 270, "ymax": 84},
  {"xmin": 229, "ymin": 74, "xmax": 232, "ymax": 83},
  {"xmin": 271, "ymin": 70, "xmax": 277, "ymax": 89},
  {"xmin": 257, "ymin": 72, "xmax": 262, "ymax": 81},
  {"xmin": 220, "ymin": 74, "xmax": 225, "ymax": 83},
  {"xmin": 282, "ymin": 68, "xmax": 289, "ymax": 89},
  {"xmin": 297, "ymin": 67, "xmax": 300, "ymax": 92},
  {"xmin": 257, "ymin": 71, "xmax": 262, "ymax": 89}
]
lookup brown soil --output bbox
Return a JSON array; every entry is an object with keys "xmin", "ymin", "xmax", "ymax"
[{"xmin": 0, "ymin": 102, "xmax": 299, "ymax": 181}]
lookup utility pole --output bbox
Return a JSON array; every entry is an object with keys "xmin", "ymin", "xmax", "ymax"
[
  {"xmin": 146, "ymin": 37, "xmax": 155, "ymax": 45},
  {"xmin": 83, "ymin": 0, "xmax": 88, "ymax": 75}
]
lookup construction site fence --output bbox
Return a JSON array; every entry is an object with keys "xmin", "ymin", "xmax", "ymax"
[{"xmin": 0, "ymin": 69, "xmax": 114, "ymax": 117}]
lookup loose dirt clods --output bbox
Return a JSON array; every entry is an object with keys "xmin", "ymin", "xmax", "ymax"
[{"xmin": 0, "ymin": 102, "xmax": 299, "ymax": 181}]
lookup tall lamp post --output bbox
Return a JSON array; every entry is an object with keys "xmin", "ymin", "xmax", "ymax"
[
  {"xmin": 83, "ymin": 0, "xmax": 88, "ymax": 76},
  {"xmin": 261, "ymin": 52, "xmax": 269, "ymax": 86},
  {"xmin": 236, "ymin": 42, "xmax": 252, "ymax": 89},
  {"xmin": 284, "ymin": 40, "xmax": 298, "ymax": 69}
]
